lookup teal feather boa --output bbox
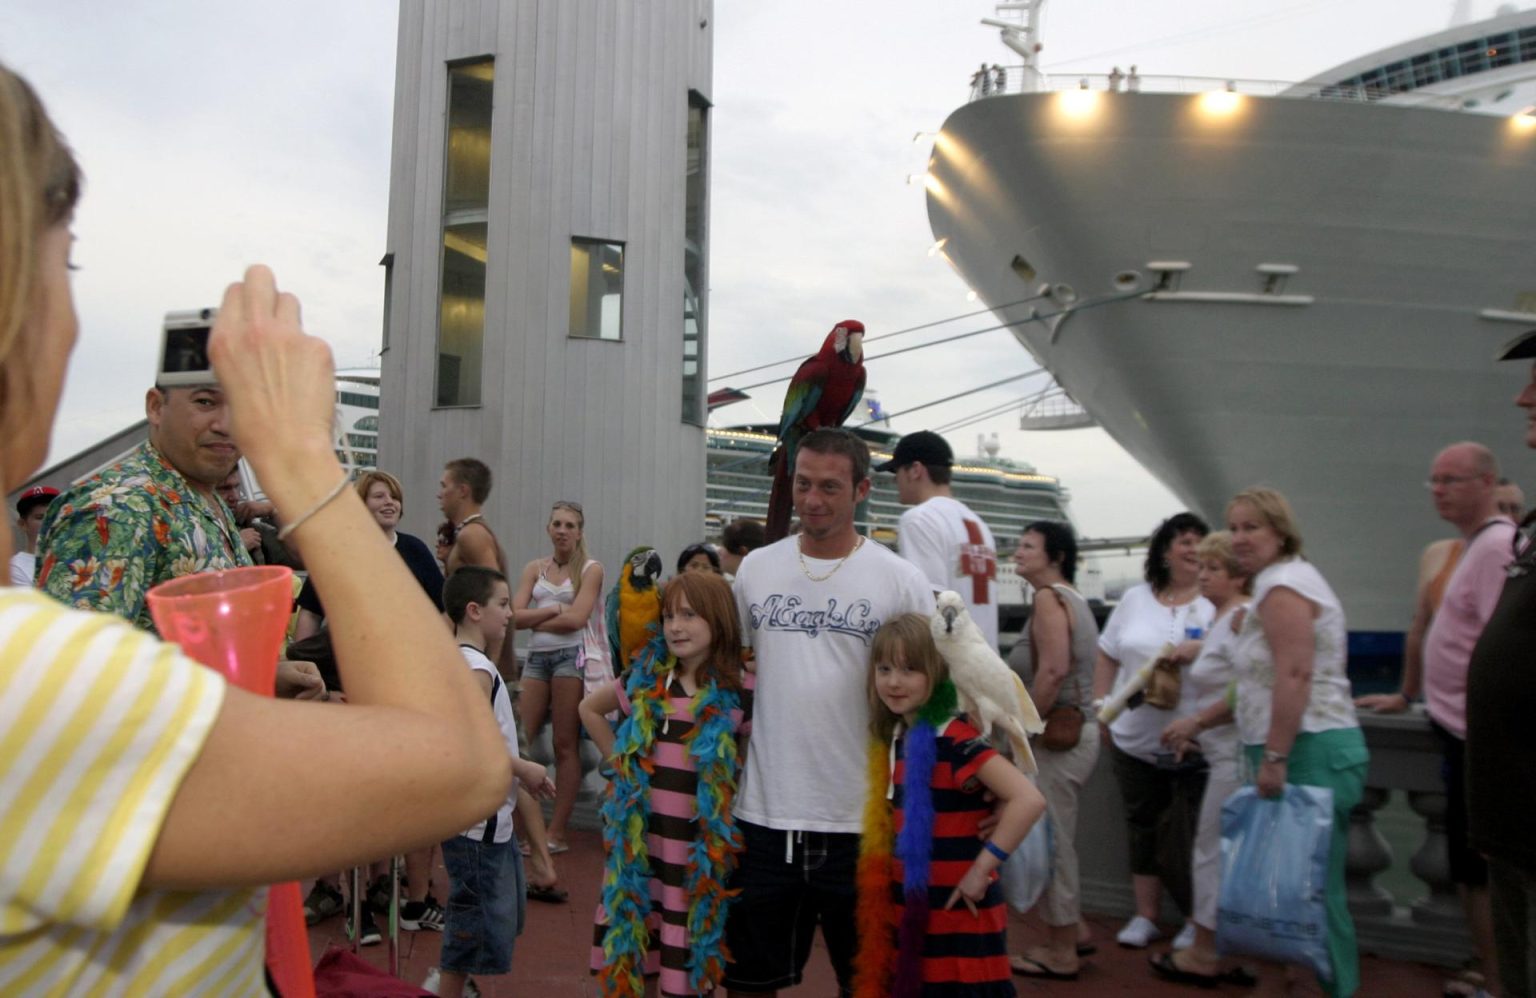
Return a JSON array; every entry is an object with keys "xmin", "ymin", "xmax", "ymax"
[{"xmin": 598, "ymin": 635, "xmax": 742, "ymax": 996}]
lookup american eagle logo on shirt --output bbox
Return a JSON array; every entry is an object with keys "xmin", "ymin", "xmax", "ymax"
[{"xmin": 749, "ymin": 594, "xmax": 881, "ymax": 641}]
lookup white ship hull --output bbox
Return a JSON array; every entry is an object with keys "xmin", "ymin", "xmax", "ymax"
[{"xmin": 928, "ymin": 91, "xmax": 1536, "ymax": 631}]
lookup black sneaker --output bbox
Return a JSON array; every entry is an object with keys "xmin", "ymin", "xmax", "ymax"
[
  {"xmin": 400, "ymin": 897, "xmax": 445, "ymax": 932},
  {"xmin": 303, "ymin": 881, "xmax": 345, "ymax": 927},
  {"xmin": 349, "ymin": 907, "xmax": 383, "ymax": 947},
  {"xmin": 366, "ymin": 874, "xmax": 395, "ymax": 915}
]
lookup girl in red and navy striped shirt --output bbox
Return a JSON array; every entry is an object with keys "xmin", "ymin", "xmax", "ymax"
[{"xmin": 854, "ymin": 613, "xmax": 1045, "ymax": 998}]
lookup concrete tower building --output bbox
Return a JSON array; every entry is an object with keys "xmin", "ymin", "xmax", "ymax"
[{"xmin": 378, "ymin": 0, "xmax": 713, "ymax": 589}]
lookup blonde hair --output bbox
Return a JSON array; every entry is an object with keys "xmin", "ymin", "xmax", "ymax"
[
  {"xmin": 354, "ymin": 469, "xmax": 404, "ymax": 505},
  {"xmin": 866, "ymin": 613, "xmax": 949, "ymax": 744},
  {"xmin": 551, "ymin": 501, "xmax": 589, "ymax": 599},
  {"xmin": 1196, "ymin": 530, "xmax": 1252, "ymax": 594},
  {"xmin": 0, "ymin": 66, "xmax": 80, "ymax": 453},
  {"xmin": 1227, "ymin": 486, "xmax": 1304, "ymax": 559}
]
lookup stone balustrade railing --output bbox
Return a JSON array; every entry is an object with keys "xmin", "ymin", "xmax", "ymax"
[{"xmin": 1076, "ymin": 709, "xmax": 1469, "ymax": 966}]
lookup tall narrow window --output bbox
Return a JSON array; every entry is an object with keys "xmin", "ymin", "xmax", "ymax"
[
  {"xmin": 569, "ymin": 238, "xmax": 624, "ymax": 340},
  {"xmin": 682, "ymin": 93, "xmax": 709, "ymax": 425},
  {"xmin": 435, "ymin": 59, "xmax": 493, "ymax": 407}
]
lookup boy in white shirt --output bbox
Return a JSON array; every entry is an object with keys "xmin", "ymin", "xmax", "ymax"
[{"xmin": 426, "ymin": 566, "xmax": 555, "ymax": 998}]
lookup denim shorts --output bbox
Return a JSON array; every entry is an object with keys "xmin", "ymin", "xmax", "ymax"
[
  {"xmin": 523, "ymin": 644, "xmax": 582, "ymax": 682},
  {"xmin": 440, "ymin": 834, "xmax": 525, "ymax": 976}
]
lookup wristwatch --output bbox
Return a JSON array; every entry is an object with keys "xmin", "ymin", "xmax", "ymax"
[{"xmin": 1262, "ymin": 749, "xmax": 1288, "ymax": 765}]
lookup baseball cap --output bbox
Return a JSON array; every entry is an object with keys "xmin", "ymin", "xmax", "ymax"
[
  {"xmin": 16, "ymin": 485, "xmax": 59, "ymax": 517},
  {"xmin": 1497, "ymin": 328, "xmax": 1536, "ymax": 361},
  {"xmin": 874, "ymin": 430, "xmax": 954, "ymax": 473}
]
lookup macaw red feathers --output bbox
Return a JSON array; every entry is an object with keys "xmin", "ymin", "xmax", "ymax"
[{"xmin": 765, "ymin": 320, "xmax": 868, "ymax": 542}]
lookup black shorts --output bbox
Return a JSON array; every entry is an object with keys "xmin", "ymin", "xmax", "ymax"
[
  {"xmin": 1433, "ymin": 719, "xmax": 1489, "ymax": 887},
  {"xmin": 722, "ymin": 820, "xmax": 861, "ymax": 995}
]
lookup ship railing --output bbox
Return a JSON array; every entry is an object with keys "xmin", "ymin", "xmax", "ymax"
[
  {"xmin": 967, "ymin": 70, "xmax": 1465, "ymax": 110},
  {"xmin": 1072, "ymin": 707, "xmax": 1473, "ymax": 967}
]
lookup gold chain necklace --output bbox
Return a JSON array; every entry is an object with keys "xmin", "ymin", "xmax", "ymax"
[{"xmin": 798, "ymin": 535, "xmax": 864, "ymax": 582}]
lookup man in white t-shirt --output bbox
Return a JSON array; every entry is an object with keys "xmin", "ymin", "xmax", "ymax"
[
  {"xmin": 877, "ymin": 429, "xmax": 1000, "ymax": 650},
  {"xmin": 725, "ymin": 427, "xmax": 933, "ymax": 997}
]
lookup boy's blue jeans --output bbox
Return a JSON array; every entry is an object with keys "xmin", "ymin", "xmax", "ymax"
[{"xmin": 440, "ymin": 834, "xmax": 525, "ymax": 975}]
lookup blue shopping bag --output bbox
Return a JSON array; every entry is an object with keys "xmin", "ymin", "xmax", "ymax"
[
  {"xmin": 1000, "ymin": 809, "xmax": 1054, "ymax": 913},
  {"xmin": 1215, "ymin": 783, "xmax": 1334, "ymax": 982}
]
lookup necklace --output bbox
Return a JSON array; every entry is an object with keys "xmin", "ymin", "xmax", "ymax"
[
  {"xmin": 798, "ymin": 535, "xmax": 864, "ymax": 582},
  {"xmin": 1156, "ymin": 584, "xmax": 1198, "ymax": 607}
]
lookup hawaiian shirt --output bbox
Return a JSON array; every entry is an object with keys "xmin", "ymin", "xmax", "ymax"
[{"xmin": 35, "ymin": 441, "xmax": 251, "ymax": 634}]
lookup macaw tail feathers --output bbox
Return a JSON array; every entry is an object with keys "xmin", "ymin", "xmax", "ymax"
[{"xmin": 765, "ymin": 446, "xmax": 793, "ymax": 544}]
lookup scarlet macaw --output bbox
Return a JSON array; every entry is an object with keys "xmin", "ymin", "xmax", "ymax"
[{"xmin": 764, "ymin": 320, "xmax": 867, "ymax": 542}]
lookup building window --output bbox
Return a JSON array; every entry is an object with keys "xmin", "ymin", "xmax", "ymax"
[
  {"xmin": 682, "ymin": 92, "xmax": 709, "ymax": 426},
  {"xmin": 569, "ymin": 238, "xmax": 624, "ymax": 340},
  {"xmin": 436, "ymin": 59, "xmax": 494, "ymax": 407}
]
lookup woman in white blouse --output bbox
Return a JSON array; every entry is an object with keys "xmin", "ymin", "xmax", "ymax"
[
  {"xmin": 1152, "ymin": 531, "xmax": 1253, "ymax": 987},
  {"xmin": 1093, "ymin": 512, "xmax": 1215, "ymax": 950},
  {"xmin": 1223, "ymin": 487, "xmax": 1367, "ymax": 998}
]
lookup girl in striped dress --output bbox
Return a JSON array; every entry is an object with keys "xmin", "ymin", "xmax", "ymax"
[
  {"xmin": 578, "ymin": 570, "xmax": 750, "ymax": 997},
  {"xmin": 854, "ymin": 614, "xmax": 1046, "ymax": 998}
]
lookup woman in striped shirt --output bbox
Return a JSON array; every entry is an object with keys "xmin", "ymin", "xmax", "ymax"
[{"xmin": 0, "ymin": 64, "xmax": 513, "ymax": 996}]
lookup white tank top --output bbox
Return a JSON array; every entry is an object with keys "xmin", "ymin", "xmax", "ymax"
[{"xmin": 526, "ymin": 559, "xmax": 591, "ymax": 651}]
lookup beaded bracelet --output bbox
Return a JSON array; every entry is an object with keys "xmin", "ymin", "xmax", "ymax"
[
  {"xmin": 983, "ymin": 840, "xmax": 1010, "ymax": 863},
  {"xmin": 276, "ymin": 473, "xmax": 351, "ymax": 541}
]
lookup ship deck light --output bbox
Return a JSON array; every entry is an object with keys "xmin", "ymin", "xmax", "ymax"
[
  {"xmin": 1512, "ymin": 107, "xmax": 1536, "ymax": 133},
  {"xmin": 1197, "ymin": 85, "xmax": 1244, "ymax": 116},
  {"xmin": 1058, "ymin": 87, "xmax": 1100, "ymax": 118}
]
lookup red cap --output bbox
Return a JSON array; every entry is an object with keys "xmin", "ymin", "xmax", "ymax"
[{"xmin": 16, "ymin": 485, "xmax": 59, "ymax": 516}]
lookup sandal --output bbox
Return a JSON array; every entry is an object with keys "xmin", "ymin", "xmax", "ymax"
[
  {"xmin": 1010, "ymin": 955, "xmax": 1079, "ymax": 981},
  {"xmin": 546, "ymin": 839, "xmax": 570, "ymax": 855},
  {"xmin": 527, "ymin": 882, "xmax": 569, "ymax": 904},
  {"xmin": 1148, "ymin": 951, "xmax": 1220, "ymax": 989}
]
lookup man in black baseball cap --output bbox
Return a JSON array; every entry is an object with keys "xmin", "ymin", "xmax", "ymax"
[
  {"xmin": 877, "ymin": 429, "xmax": 1000, "ymax": 649},
  {"xmin": 11, "ymin": 485, "xmax": 58, "ymax": 586},
  {"xmin": 1466, "ymin": 327, "xmax": 1536, "ymax": 994}
]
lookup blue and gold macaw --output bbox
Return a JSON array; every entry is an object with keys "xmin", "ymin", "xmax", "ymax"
[{"xmin": 605, "ymin": 546, "xmax": 665, "ymax": 675}]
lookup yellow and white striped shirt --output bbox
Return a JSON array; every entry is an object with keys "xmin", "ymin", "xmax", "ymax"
[{"xmin": 0, "ymin": 589, "xmax": 265, "ymax": 996}]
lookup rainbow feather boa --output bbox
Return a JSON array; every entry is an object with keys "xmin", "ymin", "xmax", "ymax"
[
  {"xmin": 598, "ymin": 635, "xmax": 742, "ymax": 997},
  {"xmin": 853, "ymin": 678, "xmax": 959, "ymax": 998}
]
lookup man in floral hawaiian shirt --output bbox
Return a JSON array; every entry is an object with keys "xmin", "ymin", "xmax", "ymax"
[{"xmin": 35, "ymin": 384, "xmax": 250, "ymax": 633}]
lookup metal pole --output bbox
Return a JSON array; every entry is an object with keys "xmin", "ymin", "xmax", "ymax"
[
  {"xmin": 387, "ymin": 855, "xmax": 402, "ymax": 976},
  {"xmin": 348, "ymin": 866, "xmax": 363, "ymax": 954}
]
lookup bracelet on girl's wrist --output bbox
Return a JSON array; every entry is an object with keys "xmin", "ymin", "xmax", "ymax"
[
  {"xmin": 982, "ymin": 840, "xmax": 1010, "ymax": 863},
  {"xmin": 276, "ymin": 472, "xmax": 351, "ymax": 541}
]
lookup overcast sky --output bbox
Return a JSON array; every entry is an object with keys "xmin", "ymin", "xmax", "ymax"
[{"xmin": 1, "ymin": 0, "xmax": 1492, "ymax": 542}]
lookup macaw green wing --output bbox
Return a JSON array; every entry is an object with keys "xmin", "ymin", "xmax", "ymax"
[{"xmin": 605, "ymin": 582, "xmax": 622, "ymax": 666}]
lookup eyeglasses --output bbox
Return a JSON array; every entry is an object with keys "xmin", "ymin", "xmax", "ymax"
[
  {"xmin": 1424, "ymin": 475, "xmax": 1479, "ymax": 489},
  {"xmin": 552, "ymin": 500, "xmax": 583, "ymax": 513}
]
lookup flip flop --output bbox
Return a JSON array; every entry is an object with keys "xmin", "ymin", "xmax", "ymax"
[
  {"xmin": 1010, "ymin": 956, "xmax": 1079, "ymax": 981},
  {"xmin": 546, "ymin": 840, "xmax": 570, "ymax": 855},
  {"xmin": 526, "ymin": 883, "xmax": 568, "ymax": 904},
  {"xmin": 1223, "ymin": 965, "xmax": 1258, "ymax": 988},
  {"xmin": 1147, "ymin": 952, "xmax": 1220, "ymax": 989}
]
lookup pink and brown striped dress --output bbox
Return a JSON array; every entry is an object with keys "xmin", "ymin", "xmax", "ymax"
[{"xmin": 590, "ymin": 673, "xmax": 752, "ymax": 997}]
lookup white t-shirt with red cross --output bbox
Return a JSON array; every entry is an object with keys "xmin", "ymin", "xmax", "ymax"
[{"xmin": 897, "ymin": 495, "xmax": 999, "ymax": 650}]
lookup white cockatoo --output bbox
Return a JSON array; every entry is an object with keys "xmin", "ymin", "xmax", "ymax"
[{"xmin": 930, "ymin": 590, "xmax": 1045, "ymax": 774}]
